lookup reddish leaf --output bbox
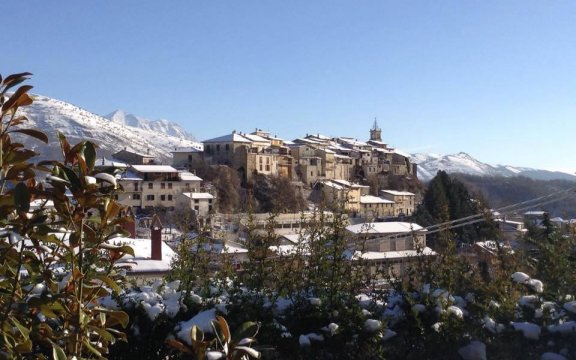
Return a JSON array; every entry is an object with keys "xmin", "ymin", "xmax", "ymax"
[{"xmin": 10, "ymin": 129, "xmax": 48, "ymax": 143}]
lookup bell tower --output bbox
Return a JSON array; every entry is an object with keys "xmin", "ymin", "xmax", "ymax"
[{"xmin": 370, "ymin": 118, "xmax": 382, "ymax": 142}]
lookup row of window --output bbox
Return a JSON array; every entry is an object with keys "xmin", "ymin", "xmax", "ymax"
[
  {"xmin": 144, "ymin": 194, "xmax": 173, "ymax": 201},
  {"xmin": 205, "ymin": 144, "xmax": 231, "ymax": 152}
]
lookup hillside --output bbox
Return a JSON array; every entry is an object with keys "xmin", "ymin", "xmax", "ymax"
[
  {"xmin": 455, "ymin": 173, "xmax": 576, "ymax": 218},
  {"xmin": 15, "ymin": 95, "xmax": 201, "ymax": 163}
]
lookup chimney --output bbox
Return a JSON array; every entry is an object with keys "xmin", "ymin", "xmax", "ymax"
[
  {"xmin": 150, "ymin": 214, "xmax": 163, "ymax": 260},
  {"xmin": 122, "ymin": 207, "xmax": 136, "ymax": 238}
]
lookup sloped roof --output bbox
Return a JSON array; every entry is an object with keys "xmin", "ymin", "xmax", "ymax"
[
  {"xmin": 360, "ymin": 195, "xmax": 394, "ymax": 204},
  {"xmin": 179, "ymin": 172, "xmax": 203, "ymax": 181},
  {"xmin": 344, "ymin": 247, "xmax": 436, "ymax": 260},
  {"xmin": 111, "ymin": 237, "xmax": 175, "ymax": 274},
  {"xmin": 131, "ymin": 165, "xmax": 178, "ymax": 173},
  {"xmin": 381, "ymin": 190, "xmax": 415, "ymax": 196},
  {"xmin": 346, "ymin": 222, "xmax": 425, "ymax": 235},
  {"xmin": 242, "ymin": 133, "xmax": 271, "ymax": 143},
  {"xmin": 182, "ymin": 192, "xmax": 214, "ymax": 200},
  {"xmin": 203, "ymin": 133, "xmax": 252, "ymax": 143}
]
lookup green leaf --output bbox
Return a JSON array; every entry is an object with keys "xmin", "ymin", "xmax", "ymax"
[
  {"xmin": 10, "ymin": 317, "xmax": 30, "ymax": 340},
  {"xmin": 233, "ymin": 321, "xmax": 259, "ymax": 343},
  {"xmin": 94, "ymin": 308, "xmax": 130, "ymax": 328},
  {"xmin": 13, "ymin": 182, "xmax": 30, "ymax": 213},
  {"xmin": 82, "ymin": 338, "xmax": 102, "ymax": 358},
  {"xmin": 60, "ymin": 166, "xmax": 82, "ymax": 191},
  {"xmin": 84, "ymin": 141, "xmax": 97, "ymax": 171},
  {"xmin": 190, "ymin": 325, "xmax": 204, "ymax": 342},
  {"xmin": 95, "ymin": 274, "xmax": 122, "ymax": 294},
  {"xmin": 52, "ymin": 342, "xmax": 66, "ymax": 360}
]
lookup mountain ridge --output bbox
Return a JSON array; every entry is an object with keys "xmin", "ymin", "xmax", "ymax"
[
  {"xmin": 413, "ymin": 152, "xmax": 576, "ymax": 182},
  {"xmin": 15, "ymin": 94, "xmax": 201, "ymax": 163}
]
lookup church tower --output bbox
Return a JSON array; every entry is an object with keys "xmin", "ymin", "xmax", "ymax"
[{"xmin": 369, "ymin": 118, "xmax": 382, "ymax": 142}]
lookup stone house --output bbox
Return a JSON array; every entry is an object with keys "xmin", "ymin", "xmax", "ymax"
[
  {"xmin": 113, "ymin": 149, "xmax": 156, "ymax": 165},
  {"xmin": 380, "ymin": 190, "xmax": 416, "ymax": 216},
  {"xmin": 345, "ymin": 221, "xmax": 434, "ymax": 279},
  {"xmin": 117, "ymin": 165, "xmax": 202, "ymax": 212}
]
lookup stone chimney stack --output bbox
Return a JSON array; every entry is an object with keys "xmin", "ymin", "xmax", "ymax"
[
  {"xmin": 122, "ymin": 207, "xmax": 136, "ymax": 238},
  {"xmin": 150, "ymin": 214, "xmax": 163, "ymax": 260}
]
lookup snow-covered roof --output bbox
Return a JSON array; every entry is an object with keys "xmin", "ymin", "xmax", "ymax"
[
  {"xmin": 524, "ymin": 211, "xmax": 547, "ymax": 216},
  {"xmin": 321, "ymin": 181, "xmax": 345, "ymax": 190},
  {"xmin": 269, "ymin": 245, "xmax": 310, "ymax": 256},
  {"xmin": 360, "ymin": 195, "xmax": 394, "ymax": 204},
  {"xmin": 119, "ymin": 171, "xmax": 143, "ymax": 181},
  {"xmin": 191, "ymin": 242, "xmax": 247, "ymax": 254},
  {"xmin": 279, "ymin": 234, "xmax": 310, "ymax": 244},
  {"xmin": 393, "ymin": 149, "xmax": 411, "ymax": 158},
  {"xmin": 182, "ymin": 192, "xmax": 214, "ymax": 200},
  {"xmin": 203, "ymin": 133, "xmax": 252, "ymax": 143},
  {"xmin": 242, "ymin": 133, "xmax": 271, "ymax": 143},
  {"xmin": 179, "ymin": 172, "xmax": 202, "ymax": 181},
  {"xmin": 111, "ymin": 237, "xmax": 176, "ymax": 275},
  {"xmin": 96, "ymin": 157, "xmax": 129, "ymax": 167},
  {"xmin": 344, "ymin": 247, "xmax": 436, "ymax": 261},
  {"xmin": 346, "ymin": 222, "xmax": 425, "ymax": 235},
  {"xmin": 381, "ymin": 190, "xmax": 415, "ymax": 196},
  {"xmin": 131, "ymin": 165, "xmax": 178, "ymax": 173}
]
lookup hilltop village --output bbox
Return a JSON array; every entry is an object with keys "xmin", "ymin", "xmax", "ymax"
[{"xmin": 103, "ymin": 121, "xmax": 435, "ymax": 280}]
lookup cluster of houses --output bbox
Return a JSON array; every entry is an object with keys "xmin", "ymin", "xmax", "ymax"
[
  {"xmin": 98, "ymin": 122, "xmax": 432, "ymax": 282},
  {"xmin": 171, "ymin": 120, "xmax": 416, "ymax": 185}
]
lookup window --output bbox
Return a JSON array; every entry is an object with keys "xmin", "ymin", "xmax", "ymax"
[
  {"xmin": 161, "ymin": 183, "xmax": 165, "ymax": 189},
  {"xmin": 225, "ymin": 144, "xmax": 230, "ymax": 151},
  {"xmin": 148, "ymin": 183, "xmax": 153, "ymax": 189},
  {"xmin": 194, "ymin": 206, "xmax": 199, "ymax": 211},
  {"xmin": 168, "ymin": 183, "xmax": 172, "ymax": 189},
  {"xmin": 194, "ymin": 199, "xmax": 199, "ymax": 204},
  {"xmin": 133, "ymin": 182, "xmax": 139, "ymax": 191},
  {"xmin": 146, "ymin": 195, "xmax": 155, "ymax": 201},
  {"xmin": 265, "ymin": 165, "xmax": 270, "ymax": 171},
  {"xmin": 168, "ymin": 195, "xmax": 172, "ymax": 201},
  {"xmin": 188, "ymin": 154, "xmax": 192, "ymax": 161},
  {"xmin": 209, "ymin": 205, "xmax": 213, "ymax": 212},
  {"xmin": 216, "ymin": 144, "xmax": 220, "ymax": 151},
  {"xmin": 161, "ymin": 195, "xmax": 166, "ymax": 201},
  {"xmin": 133, "ymin": 194, "xmax": 141, "ymax": 200}
]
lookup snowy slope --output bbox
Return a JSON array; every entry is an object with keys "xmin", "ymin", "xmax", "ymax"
[
  {"xmin": 105, "ymin": 110, "xmax": 194, "ymax": 140},
  {"xmin": 16, "ymin": 95, "xmax": 201, "ymax": 162},
  {"xmin": 413, "ymin": 152, "xmax": 576, "ymax": 182}
]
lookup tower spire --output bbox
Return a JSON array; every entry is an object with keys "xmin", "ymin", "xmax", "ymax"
[{"xmin": 369, "ymin": 117, "xmax": 382, "ymax": 142}]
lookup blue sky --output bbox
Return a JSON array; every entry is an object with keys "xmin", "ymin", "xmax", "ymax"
[{"xmin": 3, "ymin": 1, "xmax": 576, "ymax": 173}]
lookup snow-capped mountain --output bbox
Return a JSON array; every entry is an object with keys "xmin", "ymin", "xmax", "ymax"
[
  {"xmin": 15, "ymin": 95, "xmax": 201, "ymax": 162},
  {"xmin": 413, "ymin": 152, "xmax": 576, "ymax": 182},
  {"xmin": 105, "ymin": 110, "xmax": 194, "ymax": 140}
]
